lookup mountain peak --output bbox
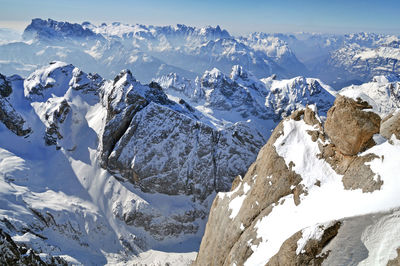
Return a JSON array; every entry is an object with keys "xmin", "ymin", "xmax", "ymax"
[
  {"xmin": 22, "ymin": 18, "xmax": 103, "ymax": 42},
  {"xmin": 23, "ymin": 61, "xmax": 101, "ymax": 101},
  {"xmin": 113, "ymin": 69, "xmax": 136, "ymax": 85},
  {"xmin": 199, "ymin": 25, "xmax": 230, "ymax": 39},
  {"xmin": 230, "ymin": 65, "xmax": 255, "ymax": 81},
  {"xmin": 202, "ymin": 68, "xmax": 225, "ymax": 83}
]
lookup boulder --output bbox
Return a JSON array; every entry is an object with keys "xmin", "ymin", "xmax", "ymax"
[{"xmin": 325, "ymin": 96, "xmax": 381, "ymax": 155}]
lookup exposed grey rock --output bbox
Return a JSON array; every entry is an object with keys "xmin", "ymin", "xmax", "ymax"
[
  {"xmin": 341, "ymin": 154, "xmax": 383, "ymax": 193},
  {"xmin": 43, "ymin": 99, "xmax": 71, "ymax": 148},
  {"xmin": 0, "ymin": 74, "xmax": 31, "ymax": 136},
  {"xmin": 115, "ymin": 206, "xmax": 206, "ymax": 241},
  {"xmin": 0, "ymin": 74, "xmax": 12, "ymax": 97},
  {"xmin": 0, "ymin": 228, "xmax": 67, "ymax": 266},
  {"xmin": 69, "ymin": 67, "xmax": 104, "ymax": 93},
  {"xmin": 100, "ymin": 69, "xmax": 171, "ymax": 166},
  {"xmin": 101, "ymin": 70, "xmax": 265, "ymax": 200}
]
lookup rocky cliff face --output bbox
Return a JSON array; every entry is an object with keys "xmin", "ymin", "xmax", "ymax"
[
  {"xmin": 98, "ymin": 68, "xmax": 265, "ymax": 201},
  {"xmin": 195, "ymin": 95, "xmax": 400, "ymax": 265},
  {"xmin": 0, "ymin": 74, "xmax": 31, "ymax": 136},
  {"xmin": 380, "ymin": 109, "xmax": 400, "ymax": 141}
]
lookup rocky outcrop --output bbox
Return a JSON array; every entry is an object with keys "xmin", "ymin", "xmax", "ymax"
[
  {"xmin": 114, "ymin": 206, "xmax": 206, "ymax": 241},
  {"xmin": 318, "ymin": 96, "xmax": 384, "ymax": 192},
  {"xmin": 196, "ymin": 96, "xmax": 398, "ymax": 265},
  {"xmin": 0, "ymin": 228, "xmax": 67, "ymax": 266},
  {"xmin": 0, "ymin": 74, "xmax": 31, "ymax": 136},
  {"xmin": 387, "ymin": 248, "xmax": 400, "ymax": 266},
  {"xmin": 69, "ymin": 67, "xmax": 104, "ymax": 93},
  {"xmin": 267, "ymin": 221, "xmax": 341, "ymax": 266},
  {"xmin": 325, "ymin": 95, "xmax": 381, "ymax": 155},
  {"xmin": 195, "ymin": 110, "xmax": 309, "ymax": 266},
  {"xmin": 100, "ymin": 69, "xmax": 265, "ymax": 201},
  {"xmin": 341, "ymin": 154, "xmax": 383, "ymax": 192},
  {"xmin": 43, "ymin": 99, "xmax": 71, "ymax": 148},
  {"xmin": 99, "ymin": 69, "xmax": 170, "ymax": 166},
  {"xmin": 0, "ymin": 74, "xmax": 12, "ymax": 97},
  {"xmin": 0, "ymin": 97, "xmax": 31, "ymax": 137},
  {"xmin": 380, "ymin": 110, "xmax": 400, "ymax": 141}
]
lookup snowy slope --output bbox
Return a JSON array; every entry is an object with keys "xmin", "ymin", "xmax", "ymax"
[
  {"xmin": 339, "ymin": 75, "xmax": 400, "ymax": 116},
  {"xmin": 0, "ymin": 60, "xmax": 340, "ymax": 264},
  {"xmin": 239, "ymin": 33, "xmax": 308, "ymax": 76},
  {"xmin": 1, "ymin": 62, "xmax": 303, "ymax": 265},
  {"xmin": 195, "ymin": 96, "xmax": 400, "ymax": 265},
  {"xmin": 0, "ymin": 63, "xmax": 210, "ymax": 264},
  {"xmin": 311, "ymin": 37, "xmax": 400, "ymax": 88},
  {"xmin": 245, "ymin": 117, "xmax": 400, "ymax": 265}
]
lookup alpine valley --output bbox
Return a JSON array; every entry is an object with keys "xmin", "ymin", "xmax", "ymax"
[{"xmin": 0, "ymin": 18, "xmax": 399, "ymax": 265}]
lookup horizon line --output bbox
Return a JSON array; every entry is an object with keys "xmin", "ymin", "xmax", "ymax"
[{"xmin": 1, "ymin": 18, "xmax": 400, "ymax": 37}]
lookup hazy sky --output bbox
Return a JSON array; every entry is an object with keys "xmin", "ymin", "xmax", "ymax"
[{"xmin": 1, "ymin": 0, "xmax": 399, "ymax": 35}]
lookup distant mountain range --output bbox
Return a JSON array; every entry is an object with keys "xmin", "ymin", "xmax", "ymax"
[{"xmin": 0, "ymin": 18, "xmax": 399, "ymax": 89}]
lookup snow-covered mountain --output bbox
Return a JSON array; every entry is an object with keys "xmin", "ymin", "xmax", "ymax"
[
  {"xmin": 22, "ymin": 18, "xmax": 105, "ymax": 43},
  {"xmin": 0, "ymin": 59, "xmax": 343, "ymax": 264},
  {"xmin": 315, "ymin": 42, "xmax": 400, "ymax": 88},
  {"xmin": 0, "ymin": 18, "xmax": 306, "ymax": 82},
  {"xmin": 0, "ymin": 61, "xmax": 338, "ymax": 264},
  {"xmin": 156, "ymin": 65, "xmax": 335, "ymax": 135},
  {"xmin": 2, "ymin": 19, "xmax": 400, "ymax": 89},
  {"xmin": 249, "ymin": 32, "xmax": 400, "ymax": 88},
  {"xmin": 339, "ymin": 74, "xmax": 400, "ymax": 116},
  {"xmin": 83, "ymin": 21, "xmax": 306, "ymax": 79},
  {"xmin": 293, "ymin": 33, "xmax": 400, "ymax": 88}
]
